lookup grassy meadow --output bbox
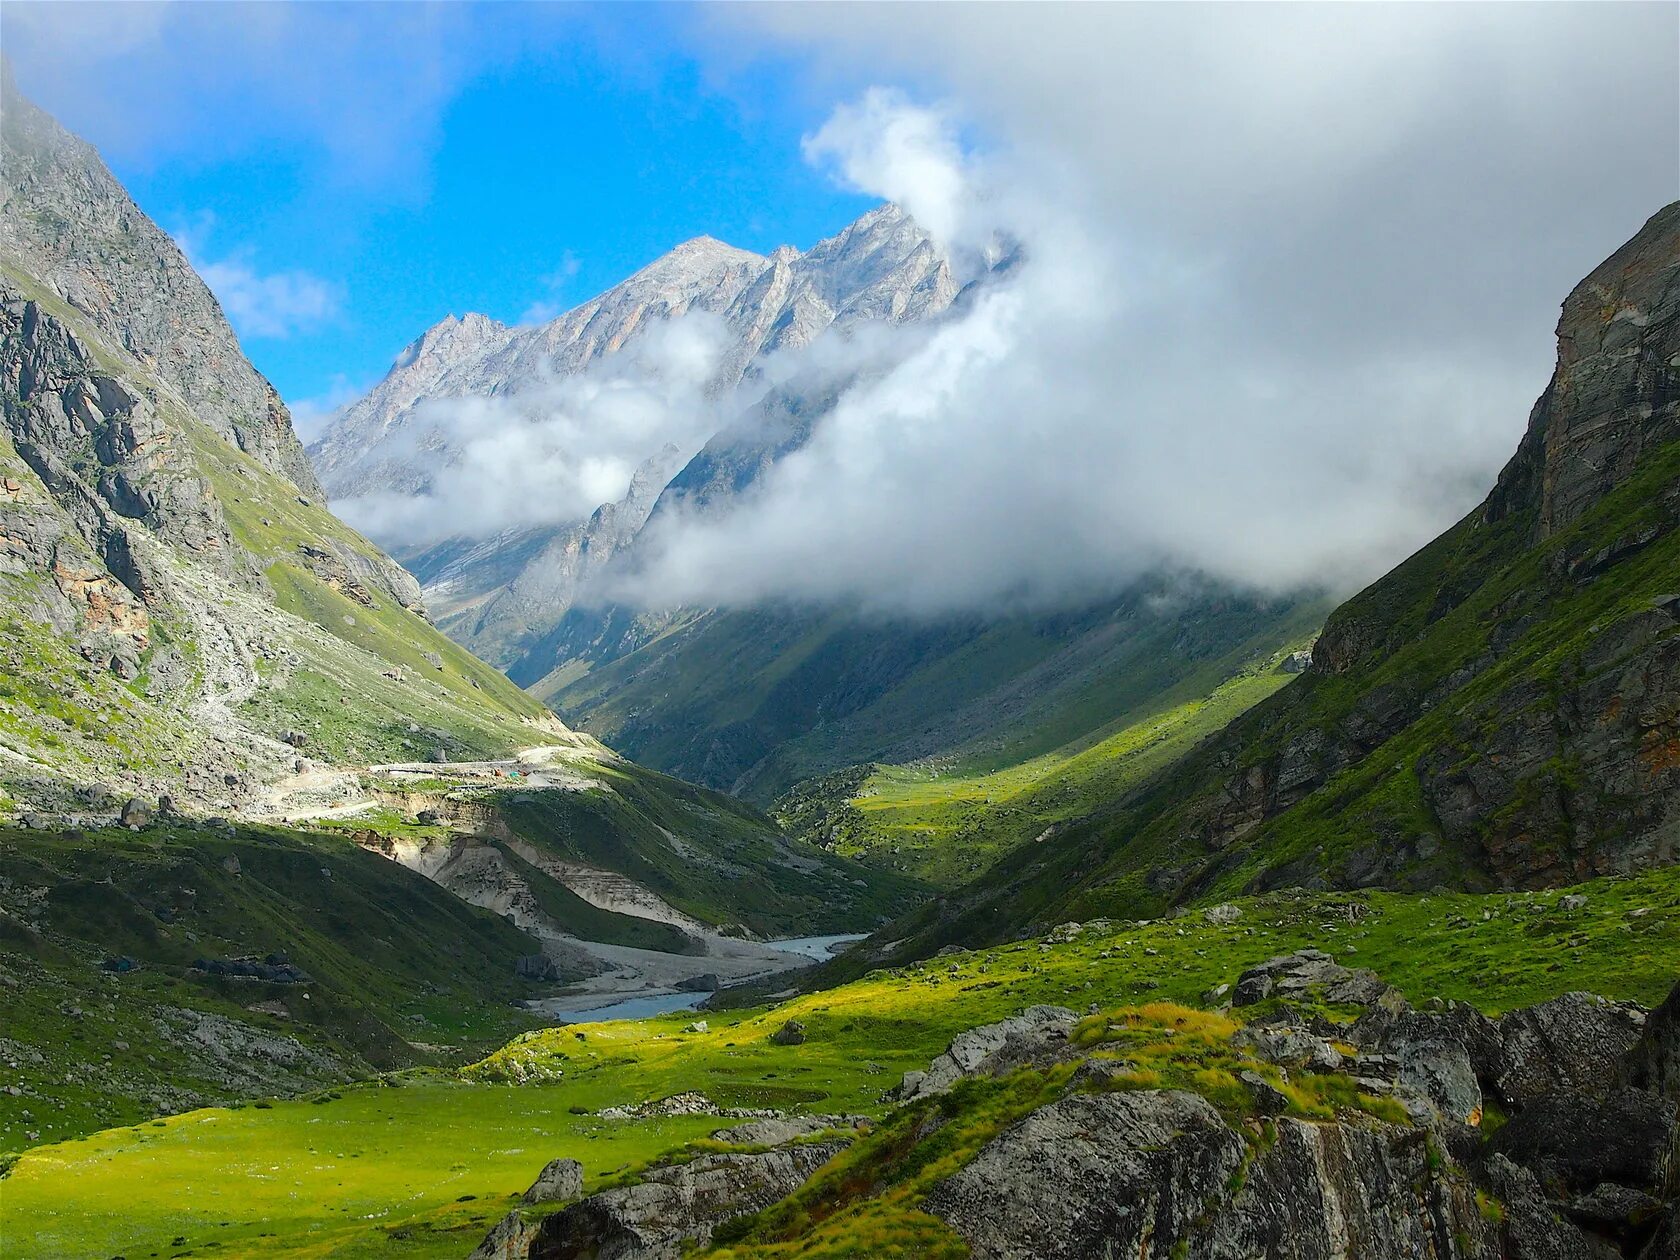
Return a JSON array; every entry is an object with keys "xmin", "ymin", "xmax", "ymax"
[{"xmin": 4, "ymin": 861, "xmax": 1676, "ymax": 1259}]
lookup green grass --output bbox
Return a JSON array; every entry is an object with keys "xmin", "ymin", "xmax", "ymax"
[
  {"xmin": 6, "ymin": 861, "xmax": 1675, "ymax": 1260},
  {"xmin": 774, "ymin": 643, "xmax": 1313, "ymax": 886},
  {"xmin": 545, "ymin": 586, "xmax": 1327, "ymax": 808},
  {"xmin": 0, "ymin": 822, "xmax": 546, "ymax": 1155}
]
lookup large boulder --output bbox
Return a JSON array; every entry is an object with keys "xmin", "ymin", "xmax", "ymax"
[
  {"xmin": 1490, "ymin": 1088, "xmax": 1675, "ymax": 1197},
  {"xmin": 1621, "ymin": 979, "xmax": 1680, "ymax": 1104},
  {"xmin": 1484, "ymin": 1154, "xmax": 1624, "ymax": 1260},
  {"xmin": 521, "ymin": 1156, "xmax": 584, "ymax": 1206},
  {"xmin": 710, "ymin": 1115, "xmax": 865, "ymax": 1147},
  {"xmin": 895, "ymin": 1005, "xmax": 1077, "ymax": 1101},
  {"xmin": 1231, "ymin": 949, "xmax": 1398, "ymax": 1008},
  {"xmin": 1495, "ymin": 992, "xmax": 1647, "ymax": 1109},
  {"xmin": 925, "ymin": 1089, "xmax": 1493, "ymax": 1259},
  {"xmin": 479, "ymin": 1141, "xmax": 847, "ymax": 1260}
]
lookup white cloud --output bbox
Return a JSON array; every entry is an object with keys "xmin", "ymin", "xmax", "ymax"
[
  {"xmin": 334, "ymin": 317, "xmax": 729, "ymax": 546},
  {"xmin": 603, "ymin": 5, "xmax": 1677, "ymax": 614},
  {"xmin": 802, "ymin": 88, "xmax": 973, "ymax": 255},
  {"xmin": 191, "ymin": 253, "xmax": 342, "ymax": 341}
]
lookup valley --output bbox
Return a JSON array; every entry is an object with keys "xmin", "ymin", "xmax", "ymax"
[{"xmin": 1, "ymin": 20, "xmax": 1677, "ymax": 1260}]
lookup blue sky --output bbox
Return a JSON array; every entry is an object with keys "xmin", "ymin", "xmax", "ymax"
[{"xmin": 4, "ymin": 3, "xmax": 880, "ymax": 427}]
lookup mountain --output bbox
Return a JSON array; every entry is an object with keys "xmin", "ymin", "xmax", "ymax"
[
  {"xmin": 315, "ymin": 206, "xmax": 1318, "ymax": 892},
  {"xmin": 0, "ymin": 65, "xmax": 915, "ymax": 980},
  {"xmin": 844, "ymin": 201, "xmax": 1680, "ymax": 962},
  {"xmin": 310, "ymin": 204, "xmax": 954, "ymax": 510},
  {"xmin": 0, "ymin": 60, "xmax": 547, "ymax": 812}
]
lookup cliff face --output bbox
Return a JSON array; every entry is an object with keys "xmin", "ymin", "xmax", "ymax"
[
  {"xmin": 0, "ymin": 72, "xmax": 555, "ymax": 816},
  {"xmin": 0, "ymin": 62, "xmax": 321, "ymax": 498}
]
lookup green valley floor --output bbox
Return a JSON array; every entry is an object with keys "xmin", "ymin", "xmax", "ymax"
[{"xmin": 4, "ymin": 862, "xmax": 1676, "ymax": 1259}]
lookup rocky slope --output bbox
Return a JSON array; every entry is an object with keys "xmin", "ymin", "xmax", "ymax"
[
  {"xmin": 0, "ymin": 67, "xmax": 566, "ymax": 820},
  {"xmin": 857, "ymin": 201, "xmax": 1680, "ymax": 959},
  {"xmin": 471, "ymin": 951, "xmax": 1680, "ymax": 1259}
]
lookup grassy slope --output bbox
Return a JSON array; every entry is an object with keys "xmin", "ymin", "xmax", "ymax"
[
  {"xmin": 546, "ymin": 593, "xmax": 1325, "ymax": 805},
  {"xmin": 495, "ymin": 762, "xmax": 927, "ymax": 936},
  {"xmin": 6, "ymin": 862, "xmax": 1675, "ymax": 1259},
  {"xmin": 773, "ymin": 641, "xmax": 1314, "ymax": 886},
  {"xmin": 0, "ymin": 266, "xmax": 551, "ymax": 780},
  {"xmin": 0, "ymin": 823, "xmax": 546, "ymax": 1155}
]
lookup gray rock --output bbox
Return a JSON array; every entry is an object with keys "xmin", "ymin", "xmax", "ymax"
[
  {"xmin": 710, "ymin": 1115, "xmax": 864, "ymax": 1147},
  {"xmin": 1239, "ymin": 1069, "xmax": 1291, "ymax": 1115},
  {"xmin": 1202, "ymin": 903, "xmax": 1243, "ymax": 925},
  {"xmin": 1231, "ymin": 949, "xmax": 1398, "ymax": 1009},
  {"xmin": 1620, "ymin": 978, "xmax": 1680, "ymax": 1103},
  {"xmin": 477, "ymin": 1140, "xmax": 847, "ymax": 1259},
  {"xmin": 119, "ymin": 797, "xmax": 151, "ymax": 828},
  {"xmin": 1485, "ymin": 1154, "xmax": 1623, "ymax": 1260},
  {"xmin": 926, "ymin": 1089, "xmax": 1492, "ymax": 1259},
  {"xmin": 1232, "ymin": 1024, "xmax": 1343, "ymax": 1073},
  {"xmin": 514, "ymin": 954, "xmax": 560, "ymax": 982},
  {"xmin": 520, "ymin": 1156, "xmax": 584, "ymax": 1205},
  {"xmin": 1490, "ymin": 1087, "xmax": 1675, "ymax": 1196},
  {"xmin": 1495, "ymin": 991, "xmax": 1646, "ymax": 1109},
  {"xmin": 769, "ymin": 1020, "xmax": 806, "ymax": 1046},
  {"xmin": 896, "ymin": 1006, "xmax": 1077, "ymax": 1100}
]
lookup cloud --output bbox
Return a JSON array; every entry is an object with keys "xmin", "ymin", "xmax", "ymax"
[
  {"xmin": 801, "ymin": 88, "xmax": 973, "ymax": 255},
  {"xmin": 595, "ymin": 4, "xmax": 1677, "ymax": 614},
  {"xmin": 334, "ymin": 317, "xmax": 729, "ymax": 546},
  {"xmin": 286, "ymin": 376, "xmax": 366, "ymax": 444},
  {"xmin": 0, "ymin": 2, "xmax": 575, "ymax": 185},
  {"xmin": 175, "ymin": 225, "xmax": 342, "ymax": 340}
]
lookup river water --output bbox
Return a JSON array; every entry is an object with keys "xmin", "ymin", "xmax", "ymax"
[{"xmin": 545, "ymin": 933, "xmax": 868, "ymax": 1024}]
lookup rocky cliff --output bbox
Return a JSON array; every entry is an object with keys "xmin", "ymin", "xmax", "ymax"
[
  {"xmin": 0, "ymin": 62, "xmax": 321, "ymax": 499},
  {"xmin": 0, "ymin": 69, "xmax": 560, "ymax": 816}
]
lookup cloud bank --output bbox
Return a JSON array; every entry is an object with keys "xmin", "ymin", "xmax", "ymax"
[
  {"xmin": 598, "ymin": 3, "xmax": 1677, "ymax": 613},
  {"xmin": 335, "ymin": 318, "xmax": 728, "ymax": 547}
]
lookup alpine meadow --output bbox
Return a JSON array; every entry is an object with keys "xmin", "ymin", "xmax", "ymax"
[{"xmin": 1, "ymin": 5, "xmax": 1678, "ymax": 1259}]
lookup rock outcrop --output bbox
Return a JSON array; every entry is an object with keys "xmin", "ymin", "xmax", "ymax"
[
  {"xmin": 924, "ymin": 968, "xmax": 1680, "ymax": 1260},
  {"xmin": 927, "ymin": 1090, "xmax": 1493, "ymax": 1260},
  {"xmin": 471, "ymin": 1140, "xmax": 848, "ymax": 1260}
]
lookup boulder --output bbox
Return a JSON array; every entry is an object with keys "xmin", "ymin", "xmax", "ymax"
[
  {"xmin": 675, "ymin": 973, "xmax": 721, "ymax": 993},
  {"xmin": 896, "ymin": 1006, "xmax": 1077, "ymax": 1100},
  {"xmin": 119, "ymin": 797, "xmax": 151, "ymax": 828},
  {"xmin": 1495, "ymin": 992, "xmax": 1647, "ymax": 1109},
  {"xmin": 476, "ymin": 1141, "xmax": 847, "ymax": 1260},
  {"xmin": 514, "ymin": 954, "xmax": 560, "ymax": 982},
  {"xmin": 926, "ymin": 1089, "xmax": 1491, "ymax": 1259},
  {"xmin": 1231, "ymin": 949, "xmax": 1398, "ymax": 1009},
  {"xmin": 520, "ymin": 1156, "xmax": 584, "ymax": 1205},
  {"xmin": 711, "ymin": 1115, "xmax": 865, "ymax": 1147},
  {"xmin": 770, "ymin": 1020, "xmax": 806, "ymax": 1046},
  {"xmin": 1203, "ymin": 903, "xmax": 1244, "ymax": 925},
  {"xmin": 1621, "ymin": 978, "xmax": 1680, "ymax": 1103},
  {"xmin": 1232, "ymin": 1024, "xmax": 1343, "ymax": 1073},
  {"xmin": 1485, "ymin": 1154, "xmax": 1623, "ymax": 1260},
  {"xmin": 1490, "ymin": 1088, "xmax": 1675, "ymax": 1196}
]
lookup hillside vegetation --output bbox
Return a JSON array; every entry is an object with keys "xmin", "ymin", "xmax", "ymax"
[
  {"xmin": 773, "ymin": 640, "xmax": 1317, "ymax": 886},
  {"xmin": 4, "ymin": 862, "xmax": 1675, "ymax": 1258}
]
